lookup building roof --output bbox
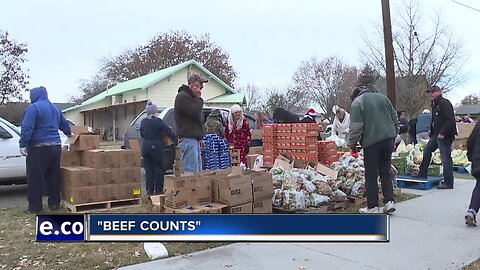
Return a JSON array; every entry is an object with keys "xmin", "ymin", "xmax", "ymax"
[
  {"xmin": 455, "ymin": 104, "xmax": 480, "ymax": 115},
  {"xmin": 63, "ymin": 60, "xmax": 236, "ymax": 113},
  {"xmin": 205, "ymin": 93, "xmax": 246, "ymax": 104}
]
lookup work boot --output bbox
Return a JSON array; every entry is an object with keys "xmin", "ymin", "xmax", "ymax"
[{"xmin": 437, "ymin": 183, "xmax": 453, "ymax": 189}]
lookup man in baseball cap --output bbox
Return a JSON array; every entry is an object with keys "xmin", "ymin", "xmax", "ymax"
[{"xmin": 416, "ymin": 84, "xmax": 457, "ymax": 189}]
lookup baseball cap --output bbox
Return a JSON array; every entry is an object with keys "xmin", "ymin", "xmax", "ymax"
[
  {"xmin": 188, "ymin": 73, "xmax": 208, "ymax": 84},
  {"xmin": 427, "ymin": 85, "xmax": 442, "ymax": 93}
]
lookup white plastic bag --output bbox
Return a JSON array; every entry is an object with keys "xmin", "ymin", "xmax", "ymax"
[
  {"xmin": 144, "ymin": 242, "xmax": 168, "ymax": 260},
  {"xmin": 253, "ymin": 155, "xmax": 264, "ymax": 169},
  {"xmin": 326, "ymin": 134, "xmax": 345, "ymax": 147}
]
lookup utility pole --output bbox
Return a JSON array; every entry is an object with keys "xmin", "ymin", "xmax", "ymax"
[{"xmin": 381, "ymin": 0, "xmax": 396, "ymax": 109}]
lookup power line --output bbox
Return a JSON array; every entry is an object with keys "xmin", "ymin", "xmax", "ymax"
[{"xmin": 450, "ymin": 0, "xmax": 480, "ymax": 13}]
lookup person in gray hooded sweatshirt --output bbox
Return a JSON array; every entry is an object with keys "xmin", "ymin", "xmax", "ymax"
[{"xmin": 19, "ymin": 86, "xmax": 72, "ymax": 213}]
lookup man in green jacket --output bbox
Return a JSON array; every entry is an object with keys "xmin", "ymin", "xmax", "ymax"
[
  {"xmin": 174, "ymin": 73, "xmax": 208, "ymax": 173},
  {"xmin": 348, "ymin": 81, "xmax": 399, "ymax": 214}
]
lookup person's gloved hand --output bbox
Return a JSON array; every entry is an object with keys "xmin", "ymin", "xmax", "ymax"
[
  {"xmin": 19, "ymin": 147, "xmax": 28, "ymax": 157},
  {"xmin": 67, "ymin": 132, "xmax": 74, "ymax": 138},
  {"xmin": 349, "ymin": 148, "xmax": 359, "ymax": 159}
]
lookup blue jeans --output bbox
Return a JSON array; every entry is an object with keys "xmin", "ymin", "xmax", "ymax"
[
  {"xmin": 418, "ymin": 136, "xmax": 454, "ymax": 185},
  {"xmin": 179, "ymin": 138, "xmax": 202, "ymax": 173}
]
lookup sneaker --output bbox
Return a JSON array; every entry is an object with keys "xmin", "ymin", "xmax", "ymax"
[
  {"xmin": 359, "ymin": 206, "xmax": 382, "ymax": 213},
  {"xmin": 384, "ymin": 201, "xmax": 396, "ymax": 214},
  {"xmin": 465, "ymin": 210, "xmax": 477, "ymax": 227}
]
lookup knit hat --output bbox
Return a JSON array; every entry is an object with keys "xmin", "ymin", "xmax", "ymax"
[
  {"xmin": 306, "ymin": 109, "xmax": 316, "ymax": 117},
  {"xmin": 422, "ymin": 109, "xmax": 431, "ymax": 114},
  {"xmin": 145, "ymin": 100, "xmax": 158, "ymax": 115}
]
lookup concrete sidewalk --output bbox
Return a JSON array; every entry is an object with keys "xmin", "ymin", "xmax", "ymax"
[{"xmin": 121, "ymin": 179, "xmax": 480, "ymax": 270}]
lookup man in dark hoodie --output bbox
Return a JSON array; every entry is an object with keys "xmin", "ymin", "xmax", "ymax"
[
  {"xmin": 417, "ymin": 85, "xmax": 457, "ymax": 189},
  {"xmin": 348, "ymin": 79, "xmax": 399, "ymax": 214},
  {"xmin": 174, "ymin": 73, "xmax": 208, "ymax": 173},
  {"xmin": 19, "ymin": 86, "xmax": 72, "ymax": 213}
]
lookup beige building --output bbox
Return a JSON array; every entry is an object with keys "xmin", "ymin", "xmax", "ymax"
[{"xmin": 63, "ymin": 60, "xmax": 245, "ymax": 140}]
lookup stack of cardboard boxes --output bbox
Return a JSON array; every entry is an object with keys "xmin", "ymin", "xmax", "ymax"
[
  {"xmin": 289, "ymin": 123, "xmax": 319, "ymax": 166},
  {"xmin": 150, "ymin": 167, "xmax": 274, "ymax": 214},
  {"xmin": 163, "ymin": 172, "xmax": 228, "ymax": 213},
  {"xmin": 454, "ymin": 122, "xmax": 475, "ymax": 150},
  {"xmin": 61, "ymin": 127, "xmax": 141, "ymax": 206},
  {"xmin": 262, "ymin": 124, "xmax": 277, "ymax": 167},
  {"xmin": 318, "ymin": 141, "xmax": 338, "ymax": 165}
]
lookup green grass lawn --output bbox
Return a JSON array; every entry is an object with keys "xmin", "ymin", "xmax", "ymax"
[{"xmin": 0, "ymin": 190, "xmax": 476, "ymax": 270}]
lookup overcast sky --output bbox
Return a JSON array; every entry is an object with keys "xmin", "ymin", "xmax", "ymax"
[{"xmin": 1, "ymin": 0, "xmax": 479, "ymax": 106}]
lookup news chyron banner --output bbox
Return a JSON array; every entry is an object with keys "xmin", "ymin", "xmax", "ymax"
[{"xmin": 37, "ymin": 214, "xmax": 390, "ymax": 242}]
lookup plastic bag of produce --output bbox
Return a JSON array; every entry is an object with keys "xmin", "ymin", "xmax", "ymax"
[
  {"xmin": 309, "ymin": 193, "xmax": 331, "ymax": 207},
  {"xmin": 302, "ymin": 179, "xmax": 317, "ymax": 194},
  {"xmin": 282, "ymin": 190, "xmax": 306, "ymax": 210},
  {"xmin": 351, "ymin": 181, "xmax": 365, "ymax": 197},
  {"xmin": 273, "ymin": 189, "xmax": 284, "ymax": 207},
  {"xmin": 314, "ymin": 180, "xmax": 333, "ymax": 196},
  {"xmin": 331, "ymin": 189, "xmax": 348, "ymax": 202}
]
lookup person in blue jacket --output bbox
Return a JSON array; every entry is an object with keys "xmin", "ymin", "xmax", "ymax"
[
  {"xmin": 19, "ymin": 86, "xmax": 72, "ymax": 213},
  {"xmin": 140, "ymin": 100, "xmax": 176, "ymax": 195}
]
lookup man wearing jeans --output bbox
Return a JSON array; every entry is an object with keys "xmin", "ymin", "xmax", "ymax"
[
  {"xmin": 174, "ymin": 73, "xmax": 208, "ymax": 172},
  {"xmin": 348, "ymin": 79, "xmax": 399, "ymax": 214},
  {"xmin": 417, "ymin": 85, "xmax": 457, "ymax": 189}
]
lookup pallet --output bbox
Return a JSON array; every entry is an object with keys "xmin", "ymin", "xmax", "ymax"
[
  {"xmin": 62, "ymin": 198, "xmax": 142, "ymax": 213},
  {"xmin": 272, "ymin": 201, "xmax": 349, "ymax": 214},
  {"xmin": 396, "ymin": 175, "xmax": 443, "ymax": 190},
  {"xmin": 453, "ymin": 166, "xmax": 468, "ymax": 174}
]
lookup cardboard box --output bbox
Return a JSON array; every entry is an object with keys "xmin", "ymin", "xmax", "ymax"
[
  {"xmin": 456, "ymin": 123, "xmax": 475, "ymax": 139},
  {"xmin": 62, "ymin": 186, "xmax": 98, "ymax": 205},
  {"xmin": 96, "ymin": 168, "xmax": 120, "ymax": 185},
  {"xmin": 128, "ymin": 139, "xmax": 141, "ymax": 151},
  {"xmin": 60, "ymin": 150, "xmax": 82, "ymax": 166},
  {"xmin": 118, "ymin": 182, "xmax": 142, "ymax": 199},
  {"xmin": 199, "ymin": 202, "xmax": 228, "ymax": 213},
  {"xmin": 225, "ymin": 202, "xmax": 253, "ymax": 214},
  {"xmin": 273, "ymin": 155, "xmax": 294, "ymax": 170},
  {"xmin": 315, "ymin": 163, "xmax": 338, "ymax": 179},
  {"xmin": 61, "ymin": 166, "xmax": 97, "ymax": 187},
  {"xmin": 453, "ymin": 138, "xmax": 468, "ymax": 150},
  {"xmin": 164, "ymin": 206, "xmax": 204, "ymax": 214},
  {"xmin": 66, "ymin": 134, "xmax": 101, "ymax": 151},
  {"xmin": 250, "ymin": 172, "xmax": 273, "ymax": 202},
  {"xmin": 97, "ymin": 184, "xmax": 122, "ymax": 201},
  {"xmin": 149, "ymin": 194, "xmax": 165, "ymax": 212},
  {"xmin": 118, "ymin": 150, "xmax": 141, "ymax": 167},
  {"xmin": 212, "ymin": 175, "xmax": 253, "ymax": 206},
  {"xmin": 253, "ymin": 198, "xmax": 273, "ymax": 213},
  {"xmin": 249, "ymin": 146, "xmax": 263, "ymax": 155},
  {"xmin": 71, "ymin": 125, "xmax": 91, "ymax": 135},
  {"xmin": 164, "ymin": 174, "xmax": 211, "ymax": 190},
  {"xmin": 247, "ymin": 154, "xmax": 260, "ymax": 169},
  {"xmin": 164, "ymin": 186, "xmax": 212, "ymax": 208},
  {"xmin": 82, "ymin": 149, "xmax": 121, "ymax": 168},
  {"xmin": 117, "ymin": 167, "xmax": 142, "ymax": 183}
]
